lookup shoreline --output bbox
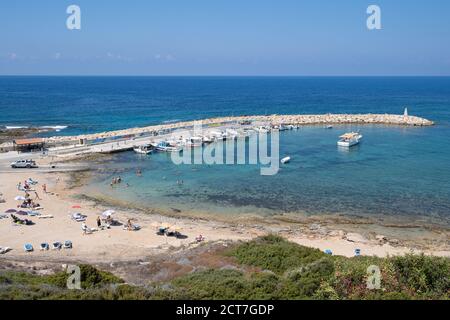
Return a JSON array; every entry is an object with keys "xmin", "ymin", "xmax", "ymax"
[
  {"xmin": 2, "ymin": 163, "xmax": 448, "ymax": 269},
  {"xmin": 1, "ymin": 114, "xmax": 448, "ymax": 268}
]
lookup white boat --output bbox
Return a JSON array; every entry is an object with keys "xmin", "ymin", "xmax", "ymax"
[
  {"xmin": 154, "ymin": 141, "xmax": 182, "ymax": 152},
  {"xmin": 337, "ymin": 132, "xmax": 363, "ymax": 147},
  {"xmin": 133, "ymin": 144, "xmax": 154, "ymax": 154},
  {"xmin": 202, "ymin": 135, "xmax": 214, "ymax": 144},
  {"xmin": 209, "ymin": 130, "xmax": 226, "ymax": 141},
  {"xmin": 225, "ymin": 128, "xmax": 239, "ymax": 140},
  {"xmin": 255, "ymin": 126, "xmax": 270, "ymax": 133},
  {"xmin": 185, "ymin": 136, "xmax": 203, "ymax": 147},
  {"xmin": 281, "ymin": 156, "xmax": 291, "ymax": 164}
]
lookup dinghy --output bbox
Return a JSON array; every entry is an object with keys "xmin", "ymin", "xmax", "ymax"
[{"xmin": 281, "ymin": 156, "xmax": 291, "ymax": 164}]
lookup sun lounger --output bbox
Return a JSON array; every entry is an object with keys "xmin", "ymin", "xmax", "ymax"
[
  {"xmin": 324, "ymin": 249, "xmax": 333, "ymax": 255},
  {"xmin": 124, "ymin": 224, "xmax": 141, "ymax": 231},
  {"xmin": 355, "ymin": 248, "xmax": 361, "ymax": 256},
  {"xmin": 81, "ymin": 224, "xmax": 93, "ymax": 234},
  {"xmin": 38, "ymin": 215, "xmax": 54, "ymax": 219},
  {"xmin": 24, "ymin": 243, "xmax": 33, "ymax": 252},
  {"xmin": 0, "ymin": 247, "xmax": 11, "ymax": 254},
  {"xmin": 26, "ymin": 178, "xmax": 38, "ymax": 185},
  {"xmin": 71, "ymin": 213, "xmax": 87, "ymax": 222},
  {"xmin": 63, "ymin": 241, "xmax": 73, "ymax": 249},
  {"xmin": 27, "ymin": 211, "xmax": 41, "ymax": 216},
  {"xmin": 40, "ymin": 243, "xmax": 50, "ymax": 251},
  {"xmin": 52, "ymin": 242, "xmax": 62, "ymax": 250}
]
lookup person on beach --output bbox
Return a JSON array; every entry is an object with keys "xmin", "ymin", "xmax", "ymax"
[
  {"xmin": 96, "ymin": 216, "xmax": 101, "ymax": 228},
  {"xmin": 34, "ymin": 191, "xmax": 41, "ymax": 200},
  {"xmin": 17, "ymin": 182, "xmax": 22, "ymax": 190},
  {"xmin": 42, "ymin": 184, "xmax": 47, "ymax": 193}
]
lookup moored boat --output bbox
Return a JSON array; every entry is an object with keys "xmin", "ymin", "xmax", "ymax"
[
  {"xmin": 337, "ymin": 132, "xmax": 362, "ymax": 147},
  {"xmin": 133, "ymin": 144, "xmax": 154, "ymax": 154},
  {"xmin": 281, "ymin": 156, "xmax": 291, "ymax": 164}
]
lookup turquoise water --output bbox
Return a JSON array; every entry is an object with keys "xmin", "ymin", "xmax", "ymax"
[
  {"xmin": 1, "ymin": 77, "xmax": 450, "ymax": 224},
  {"xmin": 85, "ymin": 124, "xmax": 450, "ymax": 225}
]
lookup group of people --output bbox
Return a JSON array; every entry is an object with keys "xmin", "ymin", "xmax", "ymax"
[{"xmin": 110, "ymin": 176, "xmax": 122, "ymax": 187}]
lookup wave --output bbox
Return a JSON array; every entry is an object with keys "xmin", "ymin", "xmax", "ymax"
[
  {"xmin": 3, "ymin": 125, "xmax": 68, "ymax": 132},
  {"xmin": 5, "ymin": 126, "xmax": 29, "ymax": 130},
  {"xmin": 39, "ymin": 125, "xmax": 68, "ymax": 131}
]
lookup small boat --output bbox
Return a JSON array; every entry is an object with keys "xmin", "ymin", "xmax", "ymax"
[
  {"xmin": 185, "ymin": 136, "xmax": 203, "ymax": 147},
  {"xmin": 325, "ymin": 125, "xmax": 333, "ymax": 129},
  {"xmin": 202, "ymin": 135, "xmax": 214, "ymax": 144},
  {"xmin": 155, "ymin": 141, "xmax": 182, "ymax": 153},
  {"xmin": 337, "ymin": 132, "xmax": 363, "ymax": 147},
  {"xmin": 281, "ymin": 156, "xmax": 291, "ymax": 164},
  {"xmin": 133, "ymin": 144, "xmax": 154, "ymax": 154}
]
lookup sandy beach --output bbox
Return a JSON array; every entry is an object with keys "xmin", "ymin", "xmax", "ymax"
[{"xmin": 1, "ymin": 158, "xmax": 449, "ymax": 268}]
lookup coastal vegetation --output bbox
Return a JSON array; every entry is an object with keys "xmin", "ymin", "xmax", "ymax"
[{"xmin": 1, "ymin": 236, "xmax": 448, "ymax": 300}]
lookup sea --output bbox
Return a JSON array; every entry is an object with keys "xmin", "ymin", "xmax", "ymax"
[{"xmin": 1, "ymin": 76, "xmax": 450, "ymax": 225}]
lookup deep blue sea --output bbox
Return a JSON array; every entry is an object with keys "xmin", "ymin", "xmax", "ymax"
[{"xmin": 1, "ymin": 76, "xmax": 450, "ymax": 224}]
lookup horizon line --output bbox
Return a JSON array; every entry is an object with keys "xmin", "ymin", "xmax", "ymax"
[{"xmin": 1, "ymin": 74, "xmax": 450, "ymax": 77}]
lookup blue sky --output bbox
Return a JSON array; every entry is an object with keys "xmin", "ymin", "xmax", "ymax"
[{"xmin": 1, "ymin": 0, "xmax": 449, "ymax": 75}]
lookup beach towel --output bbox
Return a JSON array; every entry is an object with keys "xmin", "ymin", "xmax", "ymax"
[
  {"xmin": 24, "ymin": 243, "xmax": 33, "ymax": 252},
  {"xmin": 38, "ymin": 215, "xmax": 54, "ymax": 219}
]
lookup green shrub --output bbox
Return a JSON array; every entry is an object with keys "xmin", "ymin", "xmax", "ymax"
[
  {"xmin": 391, "ymin": 254, "xmax": 450, "ymax": 296},
  {"xmin": 229, "ymin": 235, "xmax": 326, "ymax": 274}
]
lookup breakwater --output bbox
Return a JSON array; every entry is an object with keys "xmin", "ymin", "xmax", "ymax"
[{"xmin": 46, "ymin": 113, "xmax": 433, "ymax": 144}]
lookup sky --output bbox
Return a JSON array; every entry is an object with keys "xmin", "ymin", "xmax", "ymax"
[{"xmin": 0, "ymin": 0, "xmax": 450, "ymax": 76}]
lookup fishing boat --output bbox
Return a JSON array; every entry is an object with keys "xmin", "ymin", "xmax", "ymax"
[
  {"xmin": 154, "ymin": 141, "xmax": 182, "ymax": 152},
  {"xmin": 281, "ymin": 156, "xmax": 291, "ymax": 164},
  {"xmin": 133, "ymin": 144, "xmax": 154, "ymax": 154},
  {"xmin": 337, "ymin": 132, "xmax": 363, "ymax": 147}
]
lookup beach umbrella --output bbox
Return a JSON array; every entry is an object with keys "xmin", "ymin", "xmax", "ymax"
[
  {"xmin": 102, "ymin": 209, "xmax": 115, "ymax": 217},
  {"xmin": 71, "ymin": 205, "xmax": 82, "ymax": 209},
  {"xmin": 4, "ymin": 209, "xmax": 17, "ymax": 213},
  {"xmin": 15, "ymin": 196, "xmax": 26, "ymax": 201},
  {"xmin": 16, "ymin": 210, "xmax": 28, "ymax": 215},
  {"xmin": 161, "ymin": 222, "xmax": 171, "ymax": 229}
]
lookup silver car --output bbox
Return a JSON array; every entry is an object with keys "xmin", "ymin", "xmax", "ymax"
[{"xmin": 10, "ymin": 159, "xmax": 38, "ymax": 169}]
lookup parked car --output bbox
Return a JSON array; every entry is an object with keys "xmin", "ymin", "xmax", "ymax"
[{"xmin": 10, "ymin": 159, "xmax": 38, "ymax": 169}]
